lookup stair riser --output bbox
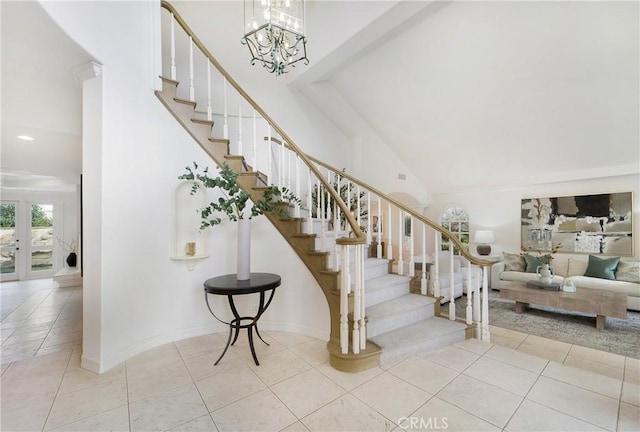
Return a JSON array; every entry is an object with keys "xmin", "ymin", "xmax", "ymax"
[
  {"xmin": 367, "ymin": 305, "xmax": 435, "ymax": 338},
  {"xmin": 379, "ymin": 329, "xmax": 466, "ymax": 365},
  {"xmin": 365, "ymin": 282, "xmax": 411, "ymax": 308}
]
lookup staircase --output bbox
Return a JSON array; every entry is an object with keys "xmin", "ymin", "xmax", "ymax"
[{"xmin": 157, "ymin": 1, "xmax": 492, "ymax": 371}]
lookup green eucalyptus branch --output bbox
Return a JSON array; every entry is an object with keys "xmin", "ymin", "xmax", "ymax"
[{"xmin": 178, "ymin": 161, "xmax": 303, "ymax": 230}]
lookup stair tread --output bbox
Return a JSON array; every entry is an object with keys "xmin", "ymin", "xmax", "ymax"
[
  {"xmin": 366, "ymin": 293, "xmax": 435, "ymax": 318},
  {"xmin": 369, "ymin": 317, "xmax": 466, "ymax": 350},
  {"xmin": 365, "ymin": 274, "xmax": 411, "ymax": 292}
]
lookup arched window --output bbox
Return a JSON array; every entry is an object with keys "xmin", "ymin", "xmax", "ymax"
[{"xmin": 440, "ymin": 207, "xmax": 469, "ymax": 254}]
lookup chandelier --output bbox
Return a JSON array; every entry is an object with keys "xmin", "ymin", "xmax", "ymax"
[{"xmin": 242, "ymin": 0, "xmax": 309, "ymax": 76}]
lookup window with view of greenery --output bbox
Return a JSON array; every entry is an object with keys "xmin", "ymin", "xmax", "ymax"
[{"xmin": 440, "ymin": 207, "xmax": 469, "ymax": 254}]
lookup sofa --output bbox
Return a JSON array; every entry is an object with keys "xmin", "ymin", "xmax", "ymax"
[{"xmin": 492, "ymin": 253, "xmax": 640, "ymax": 311}]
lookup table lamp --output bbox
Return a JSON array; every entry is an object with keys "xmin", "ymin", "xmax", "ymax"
[{"xmin": 474, "ymin": 230, "xmax": 495, "ymax": 256}]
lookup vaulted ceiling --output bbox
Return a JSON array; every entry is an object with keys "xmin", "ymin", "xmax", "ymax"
[{"xmin": 2, "ymin": 1, "xmax": 638, "ymax": 195}]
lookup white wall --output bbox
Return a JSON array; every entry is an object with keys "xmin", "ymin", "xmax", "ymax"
[
  {"xmin": 429, "ymin": 174, "xmax": 640, "ymax": 259},
  {"xmin": 39, "ymin": 0, "xmax": 342, "ymax": 372}
]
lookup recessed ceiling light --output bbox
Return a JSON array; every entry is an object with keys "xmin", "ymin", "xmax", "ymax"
[{"xmin": 17, "ymin": 135, "xmax": 34, "ymax": 141}]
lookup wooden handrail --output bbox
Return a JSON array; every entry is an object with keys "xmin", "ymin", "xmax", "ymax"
[
  {"xmin": 265, "ymin": 137, "xmax": 493, "ymax": 267},
  {"xmin": 161, "ymin": 1, "xmax": 365, "ymax": 246}
]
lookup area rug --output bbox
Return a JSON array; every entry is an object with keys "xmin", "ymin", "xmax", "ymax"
[{"xmin": 456, "ymin": 292, "xmax": 640, "ymax": 359}]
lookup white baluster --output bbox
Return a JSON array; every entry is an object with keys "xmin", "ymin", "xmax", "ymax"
[
  {"xmin": 387, "ymin": 203, "xmax": 393, "ymax": 261},
  {"xmin": 279, "ymin": 139, "xmax": 284, "ymax": 188},
  {"xmin": 366, "ymin": 192, "xmax": 372, "ymax": 245},
  {"xmin": 433, "ymin": 234, "xmax": 440, "ymax": 298},
  {"xmin": 170, "ymin": 14, "xmax": 176, "ymax": 80},
  {"xmin": 473, "ymin": 266, "xmax": 481, "ymax": 338},
  {"xmin": 223, "ymin": 78, "xmax": 228, "ymax": 139},
  {"xmin": 206, "ymin": 61, "xmax": 212, "ymax": 121},
  {"xmin": 306, "ymin": 167, "xmax": 312, "ymax": 235},
  {"xmin": 356, "ymin": 185, "xmax": 361, "ymax": 231},
  {"xmin": 397, "ymin": 210, "xmax": 404, "ymax": 276},
  {"xmin": 267, "ymin": 126, "xmax": 272, "ymax": 184},
  {"xmin": 237, "ymin": 103, "xmax": 243, "ymax": 155},
  {"xmin": 340, "ymin": 244, "xmax": 349, "ymax": 354},
  {"xmin": 287, "ymin": 151, "xmax": 292, "ymax": 191},
  {"xmin": 352, "ymin": 249, "xmax": 361, "ymax": 354},
  {"xmin": 409, "ymin": 216, "xmax": 415, "ymax": 277},
  {"xmin": 294, "ymin": 154, "xmax": 300, "ymax": 218},
  {"xmin": 421, "ymin": 224, "xmax": 427, "ymax": 295},
  {"xmin": 188, "ymin": 37, "xmax": 194, "ymax": 101},
  {"xmin": 466, "ymin": 261, "xmax": 473, "ymax": 325},
  {"xmin": 377, "ymin": 198, "xmax": 382, "ymax": 259},
  {"xmin": 346, "ymin": 180, "xmax": 351, "ymax": 234},
  {"xmin": 333, "ymin": 174, "xmax": 340, "ymax": 271},
  {"xmin": 482, "ymin": 266, "xmax": 490, "ymax": 341},
  {"xmin": 252, "ymin": 110, "xmax": 257, "ymax": 172},
  {"xmin": 448, "ymin": 242, "xmax": 455, "ymax": 320},
  {"xmin": 358, "ymin": 244, "xmax": 366, "ymax": 350}
]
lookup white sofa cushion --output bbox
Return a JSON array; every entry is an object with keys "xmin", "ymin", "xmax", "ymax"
[
  {"xmin": 501, "ymin": 271, "xmax": 564, "ymax": 285},
  {"xmin": 568, "ymin": 258, "xmax": 589, "ymax": 277},
  {"xmin": 567, "ymin": 276, "xmax": 640, "ymax": 298},
  {"xmin": 616, "ymin": 260, "xmax": 640, "ymax": 283},
  {"xmin": 549, "ymin": 257, "xmax": 569, "ymax": 277}
]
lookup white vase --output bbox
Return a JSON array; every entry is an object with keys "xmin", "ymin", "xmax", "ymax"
[
  {"xmin": 237, "ymin": 218, "xmax": 251, "ymax": 280},
  {"xmin": 536, "ymin": 263, "xmax": 554, "ymax": 285}
]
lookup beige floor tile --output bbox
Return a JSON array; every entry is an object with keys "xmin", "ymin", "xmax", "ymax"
[
  {"xmin": 621, "ymin": 381, "xmax": 640, "ymax": 407},
  {"xmin": 270, "ymin": 368, "xmax": 345, "ymax": 418},
  {"xmin": 195, "ymin": 363, "xmax": 266, "ymax": 412},
  {"xmin": 408, "ymin": 397, "xmax": 501, "ymax": 432},
  {"xmin": 247, "ymin": 348, "xmax": 312, "ymax": 386},
  {"xmin": 129, "ymin": 383, "xmax": 209, "ymax": 432},
  {"xmin": 230, "ymin": 333, "xmax": 289, "ymax": 364},
  {"xmin": 175, "ymin": 333, "xmax": 226, "ymax": 360},
  {"xmin": 127, "ymin": 359, "xmax": 194, "ymax": 402},
  {"xmin": 464, "ymin": 356, "xmax": 539, "ymax": 396},
  {"xmin": 45, "ymin": 374, "xmax": 128, "ymax": 430},
  {"xmin": 59, "ymin": 355, "xmax": 126, "ymax": 396},
  {"xmin": 316, "ymin": 361, "xmax": 384, "ymax": 391},
  {"xmin": 505, "ymin": 400, "xmax": 606, "ymax": 432},
  {"xmin": 527, "ymin": 376, "xmax": 619, "ymax": 431},
  {"xmin": 618, "ymin": 402, "xmax": 640, "ymax": 432},
  {"xmin": 268, "ymin": 330, "xmax": 318, "ymax": 347},
  {"xmin": 568, "ymin": 345, "xmax": 626, "ymax": 369},
  {"xmin": 563, "ymin": 355, "xmax": 625, "ymax": 381},
  {"xmin": 351, "ymin": 371, "xmax": 432, "ymax": 424},
  {"xmin": 388, "ymin": 357, "xmax": 458, "ymax": 395},
  {"xmin": 543, "ymin": 361, "xmax": 622, "ymax": 399},
  {"xmin": 485, "ymin": 344, "xmax": 549, "ymax": 374},
  {"xmin": 490, "ymin": 333, "xmax": 525, "ymax": 350},
  {"xmin": 624, "ymin": 357, "xmax": 640, "ymax": 384},
  {"xmin": 167, "ymin": 414, "xmax": 218, "ymax": 431},
  {"xmin": 126, "ymin": 342, "xmax": 183, "ymax": 375},
  {"xmin": 517, "ymin": 336, "xmax": 571, "ymax": 363},
  {"xmin": 183, "ymin": 349, "xmax": 243, "ymax": 381},
  {"xmin": 211, "ymin": 388, "xmax": 298, "ymax": 431},
  {"xmin": 280, "ymin": 421, "xmax": 310, "ymax": 432},
  {"xmin": 2, "ymin": 328, "xmax": 50, "ymax": 345},
  {"xmin": 36, "ymin": 342, "xmax": 81, "ymax": 357},
  {"xmin": 1, "ymin": 362, "xmax": 10, "ymax": 375},
  {"xmin": 438, "ymin": 374, "xmax": 523, "ymax": 428},
  {"xmin": 47, "ymin": 405, "xmax": 130, "ymax": 431},
  {"xmin": 489, "ymin": 326, "xmax": 528, "ymax": 350},
  {"xmin": 1, "ymin": 351, "xmax": 70, "ymax": 394},
  {"xmin": 424, "ymin": 345, "xmax": 480, "ymax": 372},
  {"xmin": 453, "ymin": 338, "xmax": 493, "ymax": 355},
  {"xmin": 301, "ymin": 393, "xmax": 394, "ymax": 432},
  {"xmin": 0, "ymin": 391, "xmax": 54, "ymax": 432},
  {"xmin": 289, "ymin": 340, "xmax": 330, "ymax": 366},
  {"xmin": 169, "ymin": 414, "xmax": 218, "ymax": 432}
]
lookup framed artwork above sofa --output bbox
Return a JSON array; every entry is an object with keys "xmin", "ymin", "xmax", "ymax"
[{"xmin": 521, "ymin": 192, "xmax": 633, "ymax": 256}]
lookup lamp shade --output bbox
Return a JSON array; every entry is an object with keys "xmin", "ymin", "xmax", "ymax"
[{"xmin": 474, "ymin": 230, "xmax": 495, "ymax": 245}]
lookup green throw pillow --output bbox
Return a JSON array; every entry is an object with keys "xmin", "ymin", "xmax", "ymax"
[
  {"xmin": 503, "ymin": 252, "xmax": 525, "ymax": 272},
  {"xmin": 584, "ymin": 255, "xmax": 620, "ymax": 280},
  {"xmin": 524, "ymin": 254, "xmax": 550, "ymax": 273}
]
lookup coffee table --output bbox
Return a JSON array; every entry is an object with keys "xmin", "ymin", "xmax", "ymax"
[{"xmin": 499, "ymin": 281, "xmax": 627, "ymax": 330}]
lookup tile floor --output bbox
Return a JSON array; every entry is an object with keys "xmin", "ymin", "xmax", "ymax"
[{"xmin": 1, "ymin": 279, "xmax": 639, "ymax": 432}]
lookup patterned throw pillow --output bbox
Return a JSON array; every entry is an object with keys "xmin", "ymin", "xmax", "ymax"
[
  {"xmin": 503, "ymin": 252, "xmax": 525, "ymax": 272},
  {"xmin": 616, "ymin": 260, "xmax": 640, "ymax": 283}
]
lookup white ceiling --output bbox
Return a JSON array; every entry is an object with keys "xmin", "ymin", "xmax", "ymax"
[
  {"xmin": 2, "ymin": 0, "xmax": 638, "ymax": 195},
  {"xmin": 1, "ymin": 0, "xmax": 91, "ymax": 192}
]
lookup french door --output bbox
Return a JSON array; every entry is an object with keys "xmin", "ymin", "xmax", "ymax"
[
  {"xmin": 0, "ymin": 201, "xmax": 20, "ymax": 281},
  {"xmin": 0, "ymin": 201, "xmax": 58, "ymax": 281}
]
